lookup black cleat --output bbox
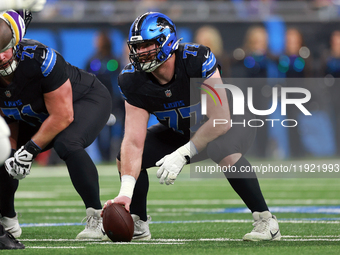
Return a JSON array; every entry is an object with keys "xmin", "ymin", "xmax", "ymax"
[{"xmin": 0, "ymin": 231, "xmax": 25, "ymax": 250}]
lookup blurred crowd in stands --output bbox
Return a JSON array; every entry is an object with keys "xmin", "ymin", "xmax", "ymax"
[{"xmin": 193, "ymin": 25, "xmax": 340, "ymax": 159}]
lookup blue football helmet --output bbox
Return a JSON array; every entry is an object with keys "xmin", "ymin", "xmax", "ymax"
[{"xmin": 127, "ymin": 12, "xmax": 181, "ymax": 72}]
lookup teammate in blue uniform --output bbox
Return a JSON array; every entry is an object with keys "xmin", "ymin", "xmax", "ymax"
[
  {"xmin": 0, "ymin": 10, "xmax": 111, "ymax": 240},
  {"xmin": 103, "ymin": 12, "xmax": 281, "ymax": 241}
]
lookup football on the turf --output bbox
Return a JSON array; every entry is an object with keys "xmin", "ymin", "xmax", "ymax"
[{"xmin": 102, "ymin": 203, "xmax": 134, "ymax": 242}]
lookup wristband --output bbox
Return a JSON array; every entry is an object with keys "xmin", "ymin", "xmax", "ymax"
[
  {"xmin": 176, "ymin": 141, "xmax": 198, "ymax": 164},
  {"xmin": 24, "ymin": 139, "xmax": 42, "ymax": 158},
  {"xmin": 188, "ymin": 141, "xmax": 198, "ymax": 156},
  {"xmin": 118, "ymin": 175, "xmax": 136, "ymax": 199},
  {"xmin": 177, "ymin": 141, "xmax": 198, "ymax": 159}
]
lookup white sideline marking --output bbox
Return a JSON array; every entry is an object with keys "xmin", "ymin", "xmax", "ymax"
[
  {"xmin": 149, "ymin": 237, "xmax": 340, "ymax": 242},
  {"xmin": 280, "ymin": 220, "xmax": 340, "ymax": 224},
  {"xmin": 150, "ymin": 238, "xmax": 243, "ymax": 242},
  {"xmin": 22, "ymin": 239, "xmax": 96, "ymax": 242},
  {"xmin": 28, "ymin": 246, "xmax": 84, "ymax": 249},
  {"xmin": 284, "ymin": 235, "xmax": 340, "ymax": 238},
  {"xmin": 100, "ymin": 242, "xmax": 185, "ymax": 245},
  {"xmin": 16, "ymin": 191, "xmax": 58, "ymax": 199},
  {"xmin": 281, "ymin": 239, "xmax": 340, "ymax": 241},
  {"xmin": 22, "ymin": 236, "xmax": 340, "ymax": 244},
  {"xmin": 23, "ymin": 239, "xmax": 184, "ymax": 245},
  {"xmin": 19, "ymin": 208, "xmax": 84, "ymax": 213},
  {"xmin": 144, "ymin": 238, "xmax": 340, "ymax": 242}
]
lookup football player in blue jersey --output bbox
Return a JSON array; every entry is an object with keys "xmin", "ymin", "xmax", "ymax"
[
  {"xmin": 103, "ymin": 12, "xmax": 281, "ymax": 241},
  {"xmin": 0, "ymin": 9, "xmax": 112, "ymax": 240}
]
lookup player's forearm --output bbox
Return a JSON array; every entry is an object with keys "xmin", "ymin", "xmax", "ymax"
[
  {"xmin": 120, "ymin": 140, "xmax": 144, "ymax": 179},
  {"xmin": 118, "ymin": 140, "xmax": 144, "ymax": 199},
  {"xmin": 31, "ymin": 114, "xmax": 73, "ymax": 149}
]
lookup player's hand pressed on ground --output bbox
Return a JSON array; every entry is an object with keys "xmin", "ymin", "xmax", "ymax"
[{"xmin": 101, "ymin": 196, "xmax": 131, "ymax": 217}]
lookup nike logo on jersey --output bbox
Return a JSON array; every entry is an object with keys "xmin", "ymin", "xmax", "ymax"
[
  {"xmin": 204, "ymin": 51, "xmax": 210, "ymax": 58},
  {"xmin": 270, "ymin": 230, "xmax": 279, "ymax": 238},
  {"xmin": 41, "ymin": 50, "xmax": 46, "ymax": 59}
]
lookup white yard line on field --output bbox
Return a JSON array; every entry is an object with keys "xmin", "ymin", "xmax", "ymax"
[
  {"xmin": 22, "ymin": 235, "xmax": 340, "ymax": 244},
  {"xmin": 27, "ymin": 246, "xmax": 85, "ymax": 249}
]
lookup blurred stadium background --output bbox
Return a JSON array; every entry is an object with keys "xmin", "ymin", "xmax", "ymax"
[{"xmin": 28, "ymin": 0, "xmax": 340, "ymax": 163}]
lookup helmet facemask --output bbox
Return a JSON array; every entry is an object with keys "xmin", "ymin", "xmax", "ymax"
[
  {"xmin": 128, "ymin": 39, "xmax": 166, "ymax": 72},
  {"xmin": 0, "ymin": 47, "xmax": 19, "ymax": 76}
]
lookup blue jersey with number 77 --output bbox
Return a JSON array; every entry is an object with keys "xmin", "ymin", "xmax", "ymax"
[{"xmin": 118, "ymin": 43, "xmax": 219, "ymax": 137}]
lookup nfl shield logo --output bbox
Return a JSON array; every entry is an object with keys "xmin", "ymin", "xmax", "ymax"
[
  {"xmin": 5, "ymin": 90, "xmax": 11, "ymax": 98},
  {"xmin": 165, "ymin": 89, "xmax": 172, "ymax": 97}
]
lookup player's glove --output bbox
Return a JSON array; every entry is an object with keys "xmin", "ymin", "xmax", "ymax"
[
  {"xmin": 17, "ymin": 0, "xmax": 46, "ymax": 12},
  {"xmin": 5, "ymin": 140, "xmax": 41, "ymax": 180},
  {"xmin": 4, "ymin": 157, "xmax": 17, "ymax": 179},
  {"xmin": 156, "ymin": 141, "xmax": 197, "ymax": 185}
]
